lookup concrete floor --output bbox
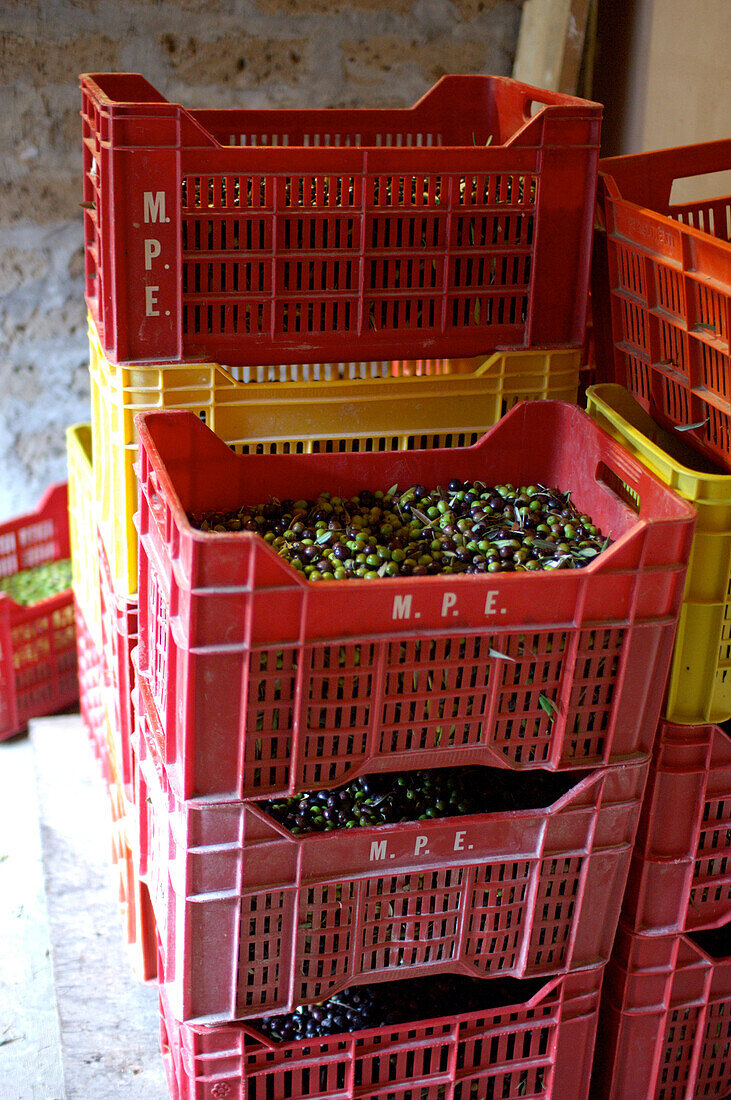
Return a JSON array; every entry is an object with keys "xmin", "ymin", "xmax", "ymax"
[{"xmin": 0, "ymin": 714, "xmax": 167, "ymax": 1100}]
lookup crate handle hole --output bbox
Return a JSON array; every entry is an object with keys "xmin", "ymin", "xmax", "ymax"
[
  {"xmin": 669, "ymin": 169, "xmax": 731, "ymax": 207},
  {"xmin": 595, "ymin": 461, "xmax": 641, "ymax": 514}
]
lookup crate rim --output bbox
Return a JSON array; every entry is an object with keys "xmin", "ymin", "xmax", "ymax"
[
  {"xmin": 81, "ymin": 70, "xmax": 603, "ymax": 128},
  {"xmin": 134, "ymin": 401, "xmax": 698, "ymax": 588},
  {"xmin": 587, "ymin": 384, "xmax": 731, "ymax": 499},
  {"xmin": 164, "ymin": 962, "xmax": 598, "ymax": 1048}
]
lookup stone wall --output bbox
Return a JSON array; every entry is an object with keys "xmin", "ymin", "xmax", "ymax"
[{"xmin": 0, "ymin": 0, "xmax": 523, "ymax": 521}]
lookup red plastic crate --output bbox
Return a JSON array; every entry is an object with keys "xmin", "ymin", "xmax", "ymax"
[
  {"xmin": 135, "ymin": 665, "xmax": 647, "ymax": 1023},
  {"xmin": 74, "ymin": 600, "xmax": 107, "ymax": 769},
  {"xmin": 622, "ymin": 719, "xmax": 731, "ymax": 936},
  {"xmin": 98, "ymin": 531, "xmax": 137, "ymax": 799},
  {"xmin": 591, "ymin": 923, "xmax": 731, "ymax": 1099},
  {"xmin": 92, "ymin": 684, "xmax": 157, "ymax": 984},
  {"xmin": 0, "ymin": 484, "xmax": 78, "ymax": 741},
  {"xmin": 80, "ymin": 72, "xmax": 600, "ymax": 366},
  {"xmin": 159, "ymin": 960, "xmax": 605, "ymax": 1100},
  {"xmin": 105, "ymin": 733, "xmax": 157, "ymax": 983},
  {"xmin": 134, "ymin": 401, "xmax": 695, "ymax": 803},
  {"xmin": 592, "ymin": 139, "xmax": 731, "ymax": 471}
]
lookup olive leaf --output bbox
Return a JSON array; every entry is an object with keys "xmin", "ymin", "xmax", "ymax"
[
  {"xmin": 410, "ymin": 507, "xmax": 437, "ymax": 529},
  {"xmin": 676, "ymin": 419, "xmax": 709, "ymax": 432},
  {"xmin": 488, "ymin": 647, "xmax": 516, "ymax": 662},
  {"xmin": 538, "ymin": 692, "xmax": 559, "ymax": 719}
]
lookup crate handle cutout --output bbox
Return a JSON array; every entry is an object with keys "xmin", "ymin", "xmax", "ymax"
[
  {"xmin": 599, "ymin": 139, "xmax": 731, "ymax": 215},
  {"xmin": 669, "ymin": 169, "xmax": 731, "ymax": 211},
  {"xmin": 595, "ymin": 461, "xmax": 641, "ymax": 514}
]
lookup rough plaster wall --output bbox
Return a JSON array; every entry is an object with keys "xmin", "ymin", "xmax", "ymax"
[{"xmin": 0, "ymin": 0, "xmax": 523, "ymax": 523}]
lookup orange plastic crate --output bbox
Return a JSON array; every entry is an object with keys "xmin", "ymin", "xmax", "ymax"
[{"xmin": 592, "ymin": 139, "xmax": 731, "ymax": 471}]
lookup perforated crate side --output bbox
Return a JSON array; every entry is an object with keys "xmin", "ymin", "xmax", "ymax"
[
  {"xmin": 158, "ymin": 960, "xmax": 604, "ymax": 1100},
  {"xmin": 74, "ymin": 601, "xmax": 106, "ymax": 772},
  {"xmin": 591, "ymin": 923, "xmax": 731, "ymax": 1100},
  {"xmin": 81, "ymin": 72, "xmax": 600, "ymax": 367},
  {"xmin": 622, "ymin": 719, "xmax": 731, "ymax": 936},
  {"xmin": 134, "ymin": 401, "xmax": 695, "ymax": 802},
  {"xmin": 135, "ymin": 664, "xmax": 647, "ymax": 1023},
  {"xmin": 594, "ymin": 140, "xmax": 731, "ymax": 472}
]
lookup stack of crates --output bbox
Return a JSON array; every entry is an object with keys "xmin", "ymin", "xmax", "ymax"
[
  {"xmin": 76, "ymin": 70, "xmax": 703, "ymax": 1099},
  {"xmin": 585, "ymin": 139, "xmax": 731, "ymax": 1097},
  {"xmin": 133, "ymin": 399, "xmax": 695, "ymax": 1099}
]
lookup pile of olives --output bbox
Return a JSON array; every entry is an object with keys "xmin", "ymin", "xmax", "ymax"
[
  {"xmin": 0, "ymin": 558, "xmax": 73, "ymax": 605},
  {"xmin": 256, "ymin": 973, "xmax": 547, "ymax": 1042},
  {"xmin": 260, "ymin": 766, "xmax": 577, "ymax": 835},
  {"xmin": 189, "ymin": 478, "xmax": 609, "ymax": 580}
]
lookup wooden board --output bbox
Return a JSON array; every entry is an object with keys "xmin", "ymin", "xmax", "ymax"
[{"xmin": 512, "ymin": 0, "xmax": 594, "ymax": 95}]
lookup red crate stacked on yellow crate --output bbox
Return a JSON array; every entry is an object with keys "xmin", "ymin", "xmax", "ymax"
[{"xmin": 64, "ymin": 69, "xmax": 719, "ymax": 1100}]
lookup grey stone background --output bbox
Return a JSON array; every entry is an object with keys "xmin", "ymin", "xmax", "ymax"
[{"xmin": 0, "ymin": 0, "xmax": 524, "ymax": 523}]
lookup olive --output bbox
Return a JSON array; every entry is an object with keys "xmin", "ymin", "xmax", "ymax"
[
  {"xmin": 188, "ymin": 478, "xmax": 610, "ymax": 580},
  {"xmin": 0, "ymin": 558, "xmax": 73, "ymax": 606}
]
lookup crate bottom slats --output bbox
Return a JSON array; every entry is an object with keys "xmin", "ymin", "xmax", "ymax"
[{"xmin": 158, "ymin": 963, "xmax": 605, "ymax": 1100}]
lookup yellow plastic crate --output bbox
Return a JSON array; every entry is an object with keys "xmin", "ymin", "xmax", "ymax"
[
  {"xmin": 66, "ymin": 423, "xmax": 102, "ymax": 649},
  {"xmin": 88, "ymin": 316, "xmax": 582, "ymax": 597},
  {"xmin": 586, "ymin": 383, "xmax": 731, "ymax": 724}
]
